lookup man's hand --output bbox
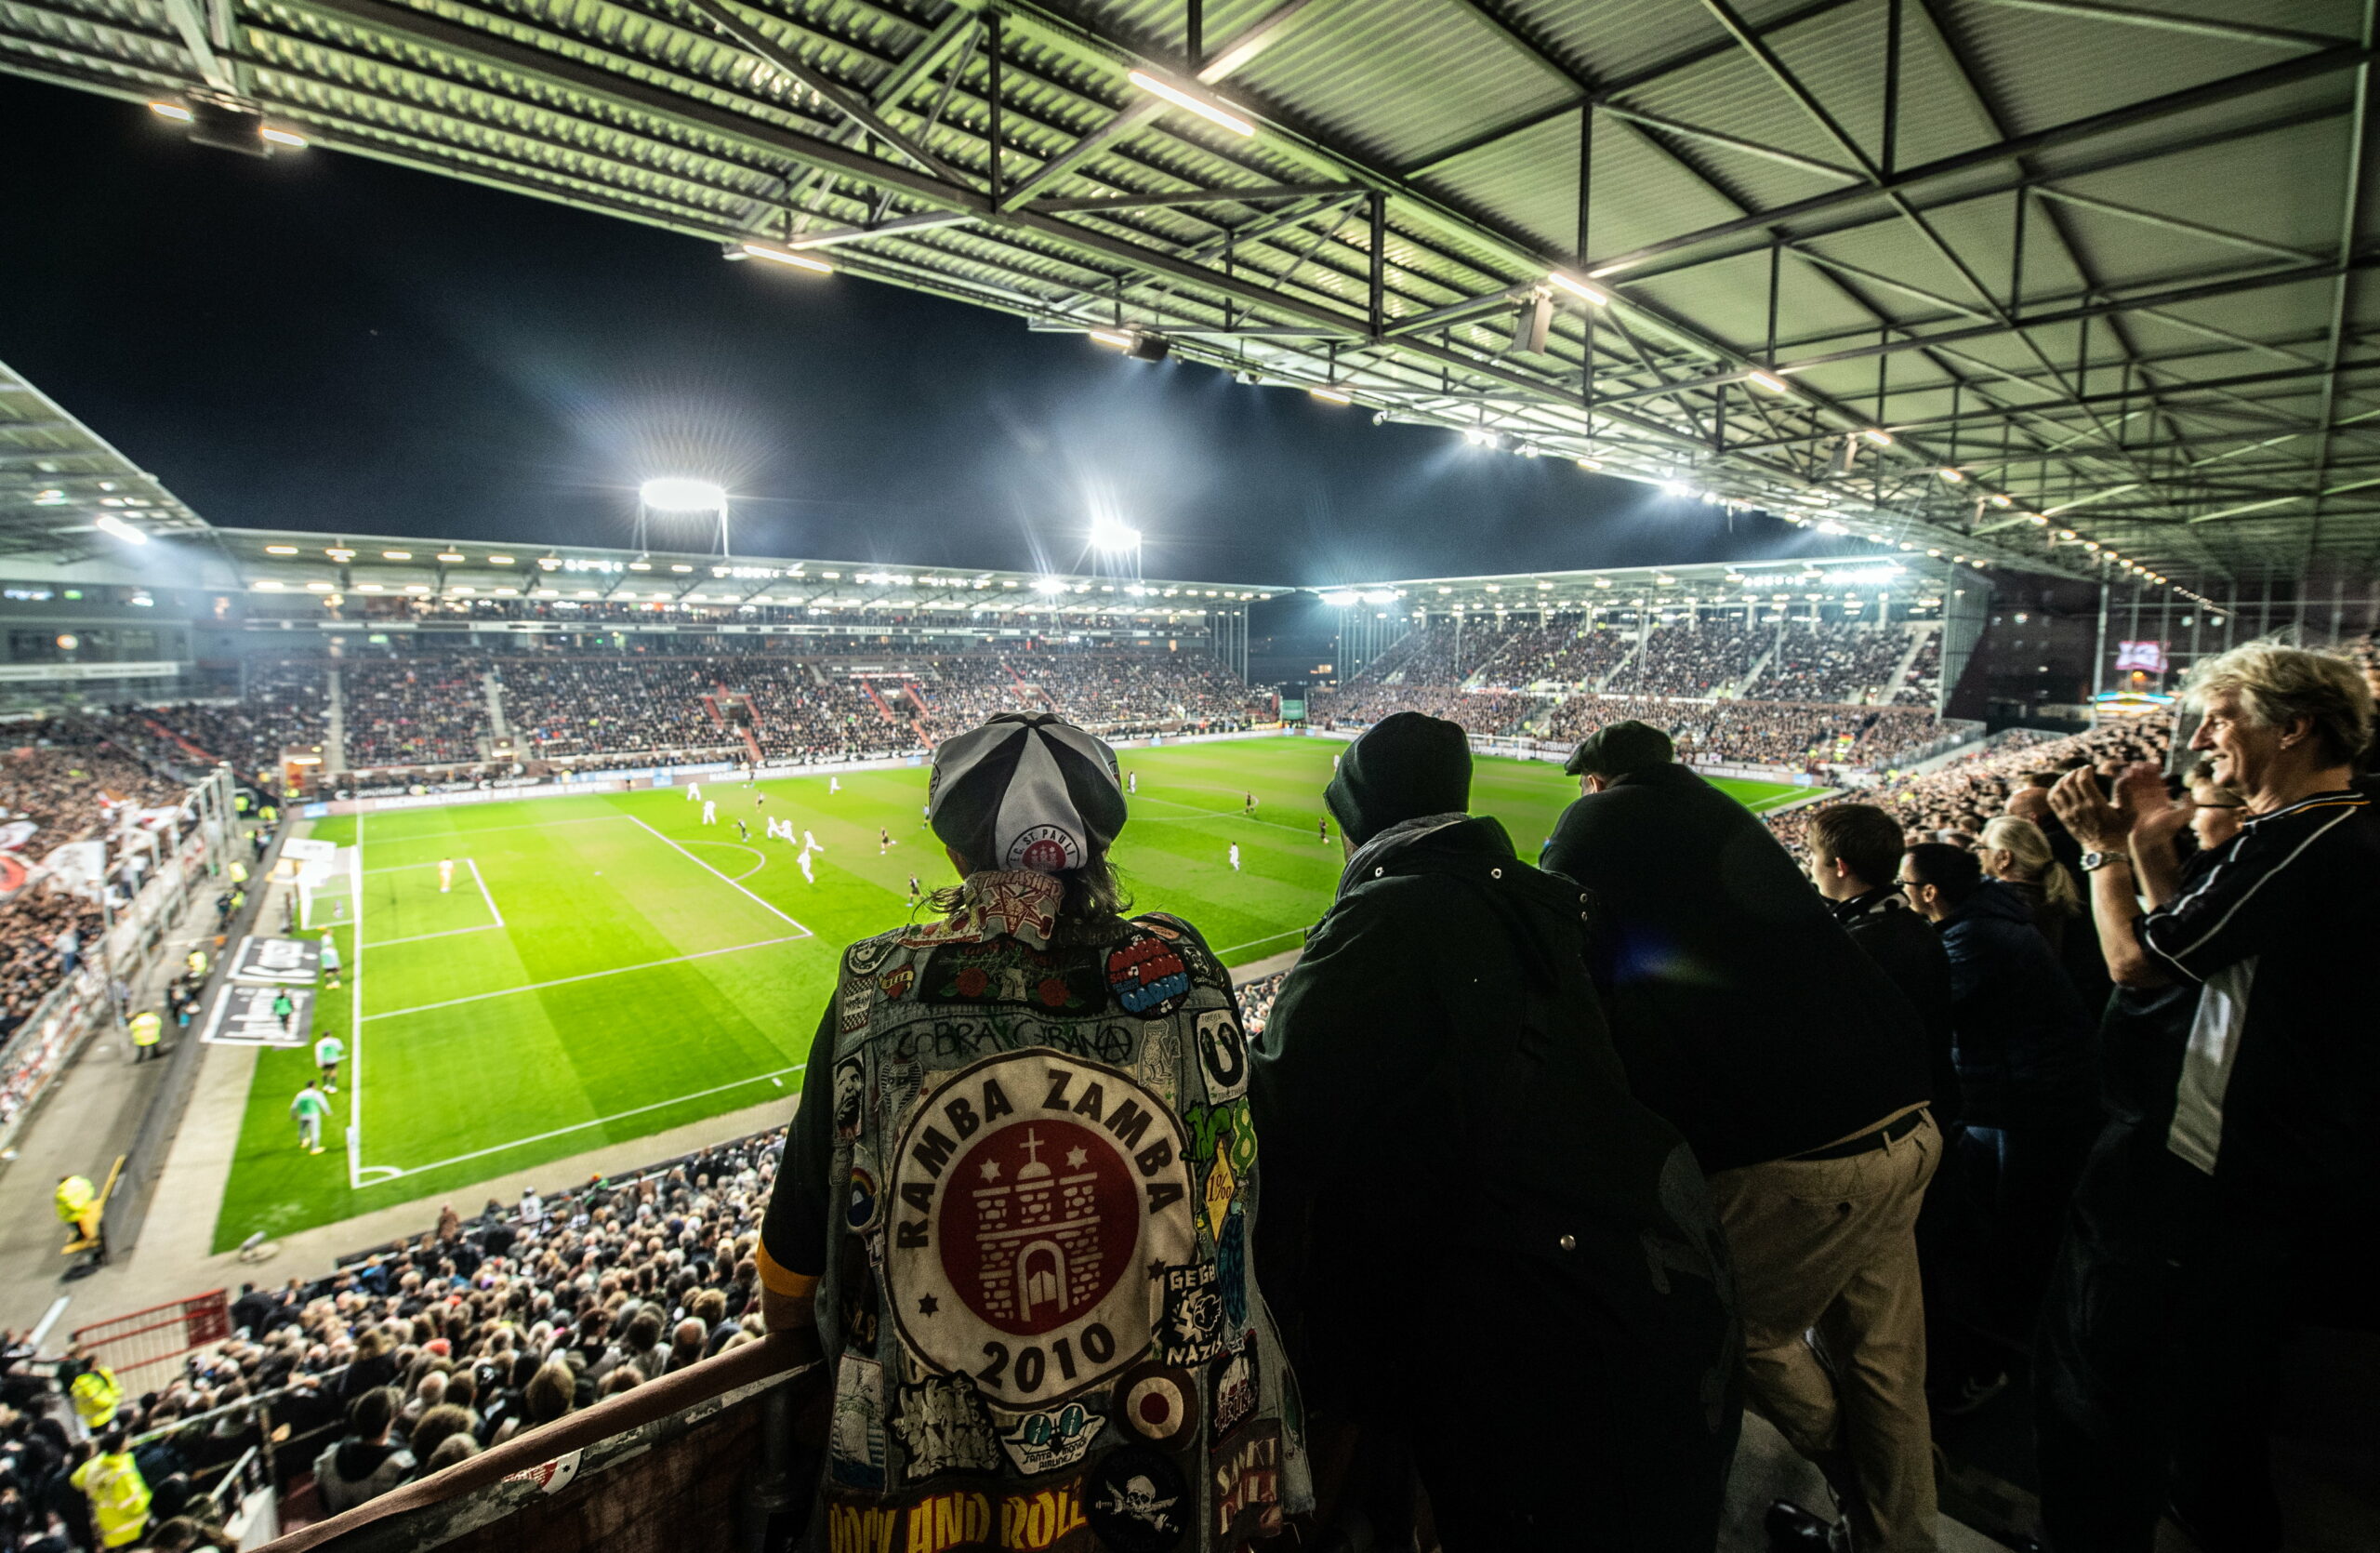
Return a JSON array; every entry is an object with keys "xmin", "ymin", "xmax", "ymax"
[
  {"xmin": 2050, "ymin": 767, "xmax": 2131, "ymax": 851},
  {"xmin": 2112, "ymin": 761, "xmax": 2175, "ymax": 832}
]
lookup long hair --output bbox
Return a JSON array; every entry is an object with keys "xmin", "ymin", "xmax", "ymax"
[
  {"xmin": 925, "ymin": 852, "xmax": 1133, "ymax": 942},
  {"xmin": 1980, "ymin": 816, "xmax": 2080, "ymax": 916}
]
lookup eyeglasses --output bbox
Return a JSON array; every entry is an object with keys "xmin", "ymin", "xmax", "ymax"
[{"xmin": 1896, "ymin": 879, "xmax": 1923, "ymax": 892}]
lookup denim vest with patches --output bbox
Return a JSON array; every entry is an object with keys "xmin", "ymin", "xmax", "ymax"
[{"xmin": 806, "ymin": 903, "xmax": 1310, "ymax": 1553}]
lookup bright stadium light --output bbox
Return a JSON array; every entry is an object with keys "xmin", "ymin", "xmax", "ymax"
[
  {"xmin": 1748, "ymin": 370, "xmax": 1789, "ymax": 392},
  {"xmin": 1089, "ymin": 329, "xmax": 1134, "ymax": 349},
  {"xmin": 93, "ymin": 513, "xmax": 148, "ymax": 546},
  {"xmin": 1090, "ymin": 517, "xmax": 1140, "ymax": 553},
  {"xmin": 1546, "ymin": 272, "xmax": 1608, "ymax": 306},
  {"xmin": 1034, "ymin": 577, "xmax": 1067, "ymax": 594},
  {"xmin": 148, "ymin": 101, "xmax": 192, "ymax": 122},
  {"xmin": 259, "ymin": 126, "xmax": 308, "ymax": 149},
  {"xmin": 1860, "ymin": 428, "xmax": 1894, "ymax": 446},
  {"xmin": 1309, "ymin": 386, "xmax": 1353, "ymax": 405},
  {"xmin": 736, "ymin": 244, "xmax": 833, "ymax": 274},
  {"xmin": 1317, "ymin": 591, "xmax": 1359, "ymax": 608},
  {"xmin": 641, "ymin": 478, "xmax": 725, "ymax": 512},
  {"xmin": 1127, "ymin": 71, "xmax": 1256, "ymax": 137}
]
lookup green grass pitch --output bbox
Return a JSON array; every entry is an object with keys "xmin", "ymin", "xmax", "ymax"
[{"xmin": 211, "ymin": 738, "xmax": 1805, "ymax": 1249}]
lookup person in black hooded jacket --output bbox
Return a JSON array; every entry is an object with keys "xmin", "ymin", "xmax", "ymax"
[{"xmin": 1251, "ymin": 712, "xmax": 1739, "ymax": 1553}]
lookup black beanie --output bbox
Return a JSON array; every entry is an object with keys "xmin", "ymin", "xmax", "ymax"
[{"xmin": 1325, "ymin": 711, "xmax": 1472, "ymax": 846}]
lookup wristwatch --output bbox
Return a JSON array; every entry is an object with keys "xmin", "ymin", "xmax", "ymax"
[{"xmin": 2079, "ymin": 850, "xmax": 2131, "ymax": 871}]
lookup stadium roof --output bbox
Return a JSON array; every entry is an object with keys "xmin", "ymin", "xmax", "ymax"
[
  {"xmin": 6, "ymin": 0, "xmax": 2373, "ymax": 598},
  {"xmin": 1342, "ymin": 552, "xmax": 1971, "ymax": 616},
  {"xmin": 207, "ymin": 525, "xmax": 1283, "ymax": 616},
  {"xmin": 0, "ymin": 358, "xmax": 214, "ymax": 558}
]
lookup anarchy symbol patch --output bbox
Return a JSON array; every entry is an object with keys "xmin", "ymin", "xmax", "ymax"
[{"xmin": 887, "ymin": 1051, "xmax": 1197, "ymax": 1404}]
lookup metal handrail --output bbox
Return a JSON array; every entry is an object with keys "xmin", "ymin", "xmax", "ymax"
[{"xmin": 258, "ymin": 1330, "xmax": 823, "ymax": 1553}]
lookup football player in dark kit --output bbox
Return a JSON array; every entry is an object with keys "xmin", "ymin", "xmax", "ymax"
[{"xmin": 1251, "ymin": 711, "xmax": 1741, "ymax": 1551}]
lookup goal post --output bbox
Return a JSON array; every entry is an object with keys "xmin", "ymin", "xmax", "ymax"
[{"xmin": 295, "ymin": 843, "xmax": 358, "ymax": 932}]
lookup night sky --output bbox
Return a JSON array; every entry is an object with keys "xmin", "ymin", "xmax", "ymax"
[{"xmin": 0, "ymin": 75, "xmax": 1850, "ymax": 589}]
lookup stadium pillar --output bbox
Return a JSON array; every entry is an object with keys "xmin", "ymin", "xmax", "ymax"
[{"xmin": 2092, "ymin": 576, "xmax": 2111, "ymax": 702}]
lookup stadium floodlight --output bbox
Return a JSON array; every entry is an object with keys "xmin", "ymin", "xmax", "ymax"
[
  {"xmin": 641, "ymin": 478, "xmax": 726, "ymax": 512},
  {"xmin": 148, "ymin": 101, "xmax": 193, "ymax": 122},
  {"xmin": 1576, "ymin": 457, "xmax": 1602, "ymax": 471},
  {"xmin": 1938, "ymin": 467, "xmax": 1964, "ymax": 483},
  {"xmin": 736, "ymin": 243, "xmax": 833, "ymax": 273},
  {"xmin": 1860, "ymin": 428, "xmax": 1894, "ymax": 446},
  {"xmin": 93, "ymin": 513, "xmax": 147, "ymax": 545},
  {"xmin": 259, "ymin": 126, "xmax": 308, "ymax": 149},
  {"xmin": 1127, "ymin": 71, "xmax": 1256, "ymax": 136},
  {"xmin": 1747, "ymin": 370, "xmax": 1789, "ymax": 393},
  {"xmin": 1317, "ymin": 591, "xmax": 1359, "ymax": 609},
  {"xmin": 1361, "ymin": 590, "xmax": 1397, "ymax": 605},
  {"xmin": 1309, "ymin": 386, "xmax": 1353, "ymax": 405},
  {"xmin": 1090, "ymin": 517, "xmax": 1140, "ymax": 553},
  {"xmin": 1546, "ymin": 272, "xmax": 1608, "ymax": 306},
  {"xmin": 1034, "ymin": 577, "xmax": 1067, "ymax": 595}
]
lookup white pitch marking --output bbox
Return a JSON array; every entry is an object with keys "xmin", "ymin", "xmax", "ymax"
[
  {"xmin": 466, "ymin": 856, "xmax": 505, "ymax": 926},
  {"xmin": 364, "ymin": 1064, "xmax": 807, "ymax": 1182},
  {"xmin": 1217, "ymin": 927, "xmax": 1306, "ymax": 957},
  {"xmin": 28, "ymin": 1295, "xmax": 70, "ymax": 1347},
  {"xmin": 361, "ymin": 935, "xmax": 812, "ymax": 1021},
  {"xmin": 347, "ymin": 812, "xmax": 366, "ymax": 1190},
  {"xmin": 680, "ymin": 839, "xmax": 770, "ymax": 883},
  {"xmin": 625, "ymin": 816, "xmax": 810, "ymax": 931},
  {"xmin": 368, "ymin": 923, "xmax": 504, "ymax": 948}
]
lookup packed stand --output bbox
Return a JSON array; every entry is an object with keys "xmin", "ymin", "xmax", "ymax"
[
  {"xmin": 1544, "ymin": 696, "xmax": 1953, "ymax": 771},
  {"xmin": 1606, "ymin": 623, "xmax": 1766, "ymax": 697},
  {"xmin": 1012, "ymin": 648, "xmax": 1273, "ymax": 733},
  {"xmin": 1750, "ymin": 620, "xmax": 1912, "ymax": 703},
  {"xmin": 342, "ymin": 657, "xmax": 491, "ymax": 770},
  {"xmin": 2, "ymin": 726, "xmax": 185, "ymax": 1033},
  {"xmin": 134, "ymin": 662, "xmax": 331, "ymax": 783},
  {"xmin": 1891, "ymin": 630, "xmax": 1943, "ymax": 707},
  {"xmin": 497, "ymin": 657, "xmax": 736, "ymax": 762},
  {"xmin": 1308, "ymin": 684, "xmax": 1533, "ymax": 737}
]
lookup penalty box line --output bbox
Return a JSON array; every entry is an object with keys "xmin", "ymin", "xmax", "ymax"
[
  {"xmin": 360, "ymin": 1063, "xmax": 808, "ymax": 1185},
  {"xmin": 361, "ymin": 934, "xmax": 814, "ymax": 1021}
]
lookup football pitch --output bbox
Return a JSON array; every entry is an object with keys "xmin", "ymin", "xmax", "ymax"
[{"xmin": 212, "ymin": 738, "xmax": 1805, "ymax": 1248}]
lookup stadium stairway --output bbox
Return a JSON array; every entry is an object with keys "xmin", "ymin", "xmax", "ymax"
[
  {"xmin": 1884, "ymin": 622, "xmax": 1940, "ymax": 704},
  {"xmin": 323, "ymin": 667, "xmax": 349, "ymax": 775},
  {"xmin": 482, "ymin": 668, "xmax": 512, "ymax": 743},
  {"xmin": 1733, "ymin": 642, "xmax": 1778, "ymax": 699}
]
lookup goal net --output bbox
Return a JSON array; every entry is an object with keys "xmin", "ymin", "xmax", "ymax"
[{"xmin": 293, "ymin": 843, "xmax": 359, "ymax": 931}]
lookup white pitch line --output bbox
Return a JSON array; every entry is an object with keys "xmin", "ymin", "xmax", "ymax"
[
  {"xmin": 1217, "ymin": 926, "xmax": 1306, "ymax": 957},
  {"xmin": 368, "ymin": 923, "xmax": 504, "ymax": 948},
  {"xmin": 466, "ymin": 856, "xmax": 505, "ymax": 926},
  {"xmin": 681, "ymin": 839, "xmax": 769, "ymax": 883},
  {"xmin": 365, "ymin": 1063, "xmax": 807, "ymax": 1183},
  {"xmin": 625, "ymin": 816, "xmax": 810, "ymax": 932},
  {"xmin": 28, "ymin": 1295, "xmax": 71, "ymax": 1347},
  {"xmin": 361, "ymin": 935, "xmax": 813, "ymax": 1021},
  {"xmin": 347, "ymin": 812, "xmax": 366, "ymax": 1191}
]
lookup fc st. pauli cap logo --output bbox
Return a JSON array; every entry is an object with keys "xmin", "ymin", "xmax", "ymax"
[{"xmin": 888, "ymin": 1051, "xmax": 1197, "ymax": 1404}]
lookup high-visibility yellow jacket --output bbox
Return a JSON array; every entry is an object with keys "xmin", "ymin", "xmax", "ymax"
[
  {"xmin": 229, "ymin": 860, "xmax": 249, "ymax": 883},
  {"xmin": 70, "ymin": 1365, "xmax": 123, "ymax": 1429},
  {"xmin": 128, "ymin": 1012, "xmax": 162, "ymax": 1048},
  {"xmin": 71, "ymin": 1448, "xmax": 151, "ymax": 1546},
  {"xmin": 54, "ymin": 1176, "xmax": 94, "ymax": 1223}
]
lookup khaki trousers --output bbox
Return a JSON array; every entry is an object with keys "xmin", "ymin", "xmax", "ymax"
[{"xmin": 1708, "ymin": 1112, "xmax": 1940, "ymax": 1553}]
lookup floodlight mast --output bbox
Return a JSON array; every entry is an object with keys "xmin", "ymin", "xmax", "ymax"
[{"xmin": 636, "ymin": 478, "xmax": 731, "ymax": 557}]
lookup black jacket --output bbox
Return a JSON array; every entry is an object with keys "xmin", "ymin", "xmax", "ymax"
[
  {"xmin": 1251, "ymin": 815, "xmax": 1739, "ymax": 1435},
  {"xmin": 1936, "ymin": 881, "xmax": 2098, "ymax": 1127},
  {"xmin": 1540, "ymin": 764, "xmax": 1931, "ymax": 1172},
  {"xmin": 1831, "ymin": 887, "xmax": 1957, "ymax": 1126}
]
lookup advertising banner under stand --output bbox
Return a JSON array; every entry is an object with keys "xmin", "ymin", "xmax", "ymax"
[
  {"xmin": 199, "ymin": 983, "xmax": 314, "ymax": 1047},
  {"xmin": 229, "ymin": 936, "xmax": 322, "ymax": 986}
]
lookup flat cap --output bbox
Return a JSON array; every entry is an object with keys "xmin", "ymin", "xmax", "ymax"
[{"xmin": 1563, "ymin": 718, "xmax": 1676, "ymax": 776}]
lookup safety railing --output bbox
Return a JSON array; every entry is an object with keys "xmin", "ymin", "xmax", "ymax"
[
  {"xmin": 69, "ymin": 1288, "xmax": 231, "ymax": 1379},
  {"xmin": 262, "ymin": 1330, "xmax": 824, "ymax": 1553}
]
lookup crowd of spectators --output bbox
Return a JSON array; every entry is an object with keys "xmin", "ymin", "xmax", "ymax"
[
  {"xmin": 342, "ymin": 657, "xmax": 490, "ymax": 770},
  {"xmin": 1891, "ymin": 630, "xmax": 1944, "ymax": 707},
  {"xmin": 1, "ymin": 725, "xmax": 187, "ymax": 1032},
  {"xmin": 496, "ymin": 657, "xmax": 738, "ymax": 763},
  {"xmin": 1764, "ymin": 720, "xmax": 2173, "ymax": 858},
  {"xmin": 1748, "ymin": 620, "xmax": 1913, "ymax": 702},
  {"xmin": 142, "ymin": 663, "xmax": 329, "ymax": 781},
  {"xmin": 1308, "ymin": 684, "xmax": 1533, "ymax": 737},
  {"xmin": 1542, "ymin": 695, "xmax": 1957, "ymax": 770},
  {"xmin": 1606, "ymin": 623, "xmax": 1767, "ymax": 697}
]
